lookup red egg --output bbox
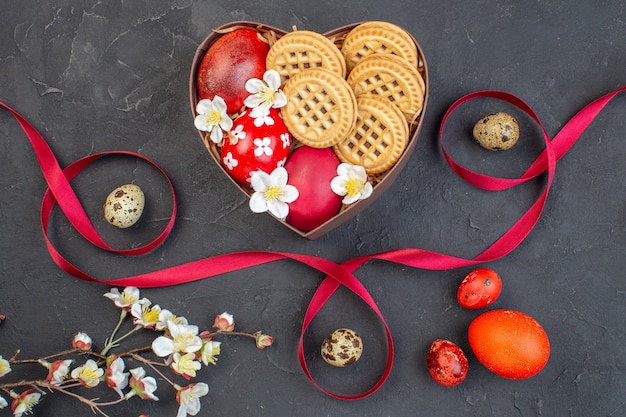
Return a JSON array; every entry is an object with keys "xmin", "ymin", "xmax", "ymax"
[
  {"xmin": 426, "ymin": 339, "xmax": 469, "ymax": 387},
  {"xmin": 457, "ymin": 267, "xmax": 503, "ymax": 309},
  {"xmin": 196, "ymin": 28, "xmax": 269, "ymax": 114},
  {"xmin": 284, "ymin": 146, "xmax": 343, "ymax": 232},
  {"xmin": 221, "ymin": 108, "xmax": 291, "ymax": 186}
]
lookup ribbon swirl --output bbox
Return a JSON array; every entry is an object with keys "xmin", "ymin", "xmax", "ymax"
[{"xmin": 1, "ymin": 85, "xmax": 623, "ymax": 400}]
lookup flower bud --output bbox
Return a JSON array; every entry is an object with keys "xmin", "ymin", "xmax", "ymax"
[
  {"xmin": 213, "ymin": 312, "xmax": 235, "ymax": 332},
  {"xmin": 255, "ymin": 332, "xmax": 274, "ymax": 349},
  {"xmin": 72, "ymin": 332, "xmax": 92, "ymax": 351}
]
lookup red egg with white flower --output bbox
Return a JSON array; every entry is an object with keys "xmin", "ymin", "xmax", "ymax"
[{"xmin": 221, "ymin": 108, "xmax": 291, "ymax": 186}]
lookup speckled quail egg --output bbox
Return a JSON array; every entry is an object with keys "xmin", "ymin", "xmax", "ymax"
[
  {"xmin": 103, "ymin": 184, "xmax": 145, "ymax": 228},
  {"xmin": 321, "ymin": 328, "xmax": 363, "ymax": 367},
  {"xmin": 472, "ymin": 112, "xmax": 520, "ymax": 151}
]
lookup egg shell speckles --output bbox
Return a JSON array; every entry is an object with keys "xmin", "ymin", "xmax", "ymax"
[
  {"xmin": 472, "ymin": 112, "xmax": 520, "ymax": 151},
  {"xmin": 103, "ymin": 184, "xmax": 145, "ymax": 228},
  {"xmin": 321, "ymin": 328, "xmax": 363, "ymax": 367}
]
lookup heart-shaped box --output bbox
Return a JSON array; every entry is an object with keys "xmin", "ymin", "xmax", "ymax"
[{"xmin": 189, "ymin": 21, "xmax": 429, "ymax": 239}]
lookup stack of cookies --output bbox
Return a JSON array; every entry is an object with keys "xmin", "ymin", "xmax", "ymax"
[{"xmin": 266, "ymin": 21, "xmax": 426, "ymax": 176}]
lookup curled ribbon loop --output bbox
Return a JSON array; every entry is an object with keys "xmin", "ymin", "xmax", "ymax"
[{"xmin": 0, "ymin": 85, "xmax": 623, "ymax": 400}]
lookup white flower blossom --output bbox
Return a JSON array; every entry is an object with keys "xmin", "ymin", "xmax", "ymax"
[
  {"xmin": 244, "ymin": 69, "xmax": 287, "ymax": 117},
  {"xmin": 45, "ymin": 359, "xmax": 73, "ymax": 385},
  {"xmin": 330, "ymin": 163, "xmax": 373, "ymax": 204},
  {"xmin": 0, "ymin": 355, "xmax": 11, "ymax": 377},
  {"xmin": 171, "ymin": 352, "xmax": 201, "ymax": 379},
  {"xmin": 200, "ymin": 340, "xmax": 221, "ymax": 366},
  {"xmin": 104, "ymin": 287, "xmax": 140, "ymax": 310},
  {"xmin": 156, "ymin": 309, "xmax": 188, "ymax": 332},
  {"xmin": 194, "ymin": 97, "xmax": 233, "ymax": 144},
  {"xmin": 106, "ymin": 356, "xmax": 129, "ymax": 398},
  {"xmin": 131, "ymin": 301, "xmax": 161, "ymax": 329},
  {"xmin": 71, "ymin": 359, "xmax": 104, "ymax": 388},
  {"xmin": 126, "ymin": 367, "xmax": 158, "ymax": 401},
  {"xmin": 249, "ymin": 167, "xmax": 299, "ymax": 220},
  {"xmin": 0, "ymin": 395, "xmax": 7, "ymax": 409},
  {"xmin": 176, "ymin": 383, "xmax": 209, "ymax": 417},
  {"xmin": 11, "ymin": 390, "xmax": 41, "ymax": 417},
  {"xmin": 152, "ymin": 321, "xmax": 203, "ymax": 357}
]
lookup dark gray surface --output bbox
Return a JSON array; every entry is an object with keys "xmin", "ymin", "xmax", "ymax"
[{"xmin": 1, "ymin": 1, "xmax": 624, "ymax": 416}]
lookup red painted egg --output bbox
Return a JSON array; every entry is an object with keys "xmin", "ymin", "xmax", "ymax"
[
  {"xmin": 284, "ymin": 146, "xmax": 343, "ymax": 232},
  {"xmin": 221, "ymin": 108, "xmax": 291, "ymax": 186},
  {"xmin": 457, "ymin": 267, "xmax": 503, "ymax": 309},
  {"xmin": 197, "ymin": 28, "xmax": 269, "ymax": 114},
  {"xmin": 426, "ymin": 339, "xmax": 469, "ymax": 387}
]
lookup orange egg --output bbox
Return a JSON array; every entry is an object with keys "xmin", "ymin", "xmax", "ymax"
[{"xmin": 468, "ymin": 309, "xmax": 550, "ymax": 379}]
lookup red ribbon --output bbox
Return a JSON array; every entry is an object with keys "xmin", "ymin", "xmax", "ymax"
[{"xmin": 1, "ymin": 85, "xmax": 623, "ymax": 400}]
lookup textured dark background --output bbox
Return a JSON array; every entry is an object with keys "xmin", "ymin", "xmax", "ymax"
[{"xmin": 1, "ymin": 1, "xmax": 624, "ymax": 416}]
